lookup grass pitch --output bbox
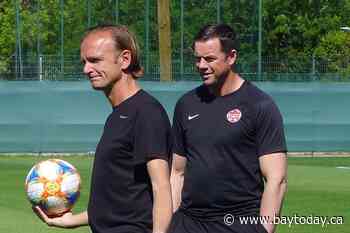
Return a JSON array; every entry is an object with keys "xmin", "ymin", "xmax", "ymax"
[
  {"xmin": 0, "ymin": 156, "xmax": 349, "ymax": 233},
  {"xmin": 0, "ymin": 156, "xmax": 93, "ymax": 233}
]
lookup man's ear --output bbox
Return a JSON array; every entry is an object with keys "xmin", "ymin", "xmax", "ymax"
[
  {"xmin": 226, "ymin": 49, "xmax": 237, "ymax": 66},
  {"xmin": 119, "ymin": 50, "xmax": 132, "ymax": 70}
]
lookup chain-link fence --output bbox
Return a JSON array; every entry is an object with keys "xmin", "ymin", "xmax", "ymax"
[
  {"xmin": 1, "ymin": 54, "xmax": 350, "ymax": 81},
  {"xmin": 1, "ymin": 0, "xmax": 350, "ymax": 81},
  {"xmin": 2, "ymin": 0, "xmax": 261, "ymax": 81}
]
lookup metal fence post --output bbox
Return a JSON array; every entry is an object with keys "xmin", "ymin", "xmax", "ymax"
[
  {"xmin": 15, "ymin": 0, "xmax": 23, "ymax": 79},
  {"xmin": 217, "ymin": 0, "xmax": 221, "ymax": 23},
  {"xmin": 87, "ymin": 0, "xmax": 91, "ymax": 28},
  {"xmin": 39, "ymin": 55, "xmax": 43, "ymax": 81},
  {"xmin": 180, "ymin": 0, "xmax": 184, "ymax": 80},
  {"xmin": 36, "ymin": 0, "xmax": 42, "ymax": 81},
  {"xmin": 144, "ymin": 0, "xmax": 150, "ymax": 75},
  {"xmin": 60, "ymin": 0, "xmax": 64, "ymax": 79},
  {"xmin": 258, "ymin": 0, "xmax": 262, "ymax": 80},
  {"xmin": 312, "ymin": 53, "xmax": 316, "ymax": 80},
  {"xmin": 115, "ymin": 0, "xmax": 119, "ymax": 24}
]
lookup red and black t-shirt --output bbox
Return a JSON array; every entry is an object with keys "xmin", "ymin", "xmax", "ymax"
[{"xmin": 172, "ymin": 81, "xmax": 287, "ymax": 220}]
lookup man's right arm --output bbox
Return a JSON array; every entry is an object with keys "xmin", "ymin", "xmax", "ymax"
[
  {"xmin": 170, "ymin": 153, "xmax": 187, "ymax": 212},
  {"xmin": 33, "ymin": 207, "xmax": 89, "ymax": 228}
]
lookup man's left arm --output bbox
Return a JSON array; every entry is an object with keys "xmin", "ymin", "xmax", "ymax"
[
  {"xmin": 259, "ymin": 152, "xmax": 287, "ymax": 233},
  {"xmin": 147, "ymin": 159, "xmax": 173, "ymax": 233}
]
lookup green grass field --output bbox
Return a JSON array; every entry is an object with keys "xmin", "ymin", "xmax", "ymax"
[{"xmin": 0, "ymin": 156, "xmax": 349, "ymax": 233}]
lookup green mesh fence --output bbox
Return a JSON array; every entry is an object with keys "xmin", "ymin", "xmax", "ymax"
[{"xmin": 0, "ymin": 81, "xmax": 350, "ymax": 152}]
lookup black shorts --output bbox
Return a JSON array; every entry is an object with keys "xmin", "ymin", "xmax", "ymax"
[{"xmin": 168, "ymin": 210, "xmax": 268, "ymax": 233}]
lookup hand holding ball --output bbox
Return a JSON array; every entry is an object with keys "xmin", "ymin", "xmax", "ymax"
[{"xmin": 25, "ymin": 159, "xmax": 81, "ymax": 217}]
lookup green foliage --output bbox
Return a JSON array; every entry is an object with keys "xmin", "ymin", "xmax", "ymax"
[
  {"xmin": 264, "ymin": 0, "xmax": 350, "ymax": 57},
  {"xmin": 314, "ymin": 31, "xmax": 350, "ymax": 79},
  {"xmin": 1, "ymin": 0, "xmax": 350, "ymax": 80},
  {"xmin": 260, "ymin": 0, "xmax": 350, "ymax": 79},
  {"xmin": 0, "ymin": 1, "xmax": 16, "ymax": 73}
]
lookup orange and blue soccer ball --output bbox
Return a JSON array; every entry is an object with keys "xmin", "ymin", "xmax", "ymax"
[{"xmin": 25, "ymin": 159, "xmax": 81, "ymax": 217}]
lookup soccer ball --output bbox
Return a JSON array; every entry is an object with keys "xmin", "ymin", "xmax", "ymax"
[{"xmin": 25, "ymin": 159, "xmax": 81, "ymax": 217}]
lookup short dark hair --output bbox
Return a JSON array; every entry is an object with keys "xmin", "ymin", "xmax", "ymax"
[
  {"xmin": 192, "ymin": 24, "xmax": 239, "ymax": 54},
  {"xmin": 82, "ymin": 24, "xmax": 144, "ymax": 78}
]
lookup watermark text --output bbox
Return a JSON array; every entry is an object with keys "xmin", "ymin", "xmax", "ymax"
[{"xmin": 223, "ymin": 214, "xmax": 344, "ymax": 228}]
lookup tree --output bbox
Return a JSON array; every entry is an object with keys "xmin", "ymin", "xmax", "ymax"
[
  {"xmin": 1, "ymin": 0, "xmax": 350, "ymax": 79},
  {"xmin": 315, "ymin": 31, "xmax": 350, "ymax": 79},
  {"xmin": 0, "ymin": 1, "xmax": 16, "ymax": 73},
  {"xmin": 263, "ymin": 0, "xmax": 350, "ymax": 75}
]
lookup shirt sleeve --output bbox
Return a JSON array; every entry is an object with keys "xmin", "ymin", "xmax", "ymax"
[
  {"xmin": 172, "ymin": 100, "xmax": 186, "ymax": 157},
  {"xmin": 133, "ymin": 102, "xmax": 172, "ymax": 164},
  {"xmin": 256, "ymin": 99, "xmax": 287, "ymax": 156}
]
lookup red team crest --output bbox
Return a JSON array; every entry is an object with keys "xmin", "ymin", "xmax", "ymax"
[{"xmin": 226, "ymin": 109, "xmax": 242, "ymax": 123}]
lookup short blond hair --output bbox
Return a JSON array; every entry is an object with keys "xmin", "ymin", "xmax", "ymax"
[{"xmin": 82, "ymin": 24, "xmax": 144, "ymax": 78}]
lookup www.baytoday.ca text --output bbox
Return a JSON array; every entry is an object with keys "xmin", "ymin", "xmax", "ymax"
[{"xmin": 223, "ymin": 213, "xmax": 344, "ymax": 228}]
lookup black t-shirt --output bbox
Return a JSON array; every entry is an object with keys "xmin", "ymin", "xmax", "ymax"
[
  {"xmin": 88, "ymin": 90, "xmax": 172, "ymax": 233},
  {"xmin": 172, "ymin": 81, "xmax": 287, "ymax": 220}
]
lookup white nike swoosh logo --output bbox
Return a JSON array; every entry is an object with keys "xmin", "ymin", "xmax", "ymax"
[
  {"xmin": 120, "ymin": 115, "xmax": 128, "ymax": 119},
  {"xmin": 188, "ymin": 114, "xmax": 200, "ymax": 120}
]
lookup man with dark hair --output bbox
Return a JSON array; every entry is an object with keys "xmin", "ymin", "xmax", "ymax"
[
  {"xmin": 34, "ymin": 25, "xmax": 173, "ymax": 233},
  {"xmin": 169, "ymin": 24, "xmax": 287, "ymax": 233}
]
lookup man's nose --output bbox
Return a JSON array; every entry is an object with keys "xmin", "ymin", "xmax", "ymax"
[
  {"xmin": 83, "ymin": 62, "xmax": 92, "ymax": 75},
  {"xmin": 197, "ymin": 58, "xmax": 208, "ymax": 69}
]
